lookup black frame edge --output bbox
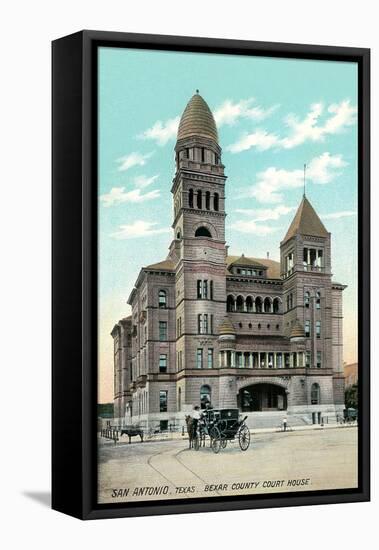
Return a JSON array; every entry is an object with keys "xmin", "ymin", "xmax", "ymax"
[{"xmin": 52, "ymin": 31, "xmax": 85, "ymax": 519}]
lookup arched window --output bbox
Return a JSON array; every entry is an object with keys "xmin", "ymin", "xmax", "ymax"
[
  {"xmin": 178, "ymin": 388, "xmax": 181, "ymax": 411},
  {"xmin": 255, "ymin": 297, "xmax": 262, "ymax": 313},
  {"xmin": 264, "ymin": 297, "xmax": 272, "ymax": 313},
  {"xmin": 236, "ymin": 295, "xmax": 244, "ymax": 312},
  {"xmin": 246, "ymin": 296, "xmax": 253, "ymax": 313},
  {"xmin": 304, "ymin": 291, "xmax": 310, "ymax": 308},
  {"xmin": 311, "ymin": 383, "xmax": 320, "ymax": 405},
  {"xmin": 197, "ymin": 189, "xmax": 202, "ymax": 209},
  {"xmin": 273, "ymin": 298, "xmax": 280, "ymax": 313},
  {"xmin": 176, "ymin": 229, "xmax": 181, "ymax": 240},
  {"xmin": 205, "ymin": 191, "xmax": 210, "ymax": 210},
  {"xmin": 188, "ymin": 189, "xmax": 194, "ymax": 208},
  {"xmin": 227, "ymin": 295, "xmax": 235, "ymax": 312},
  {"xmin": 200, "ymin": 385, "xmax": 211, "ymax": 409},
  {"xmin": 195, "ymin": 226, "xmax": 212, "ymax": 238},
  {"xmin": 158, "ymin": 290, "xmax": 167, "ymax": 309},
  {"xmin": 214, "ymin": 193, "xmax": 219, "ymax": 211}
]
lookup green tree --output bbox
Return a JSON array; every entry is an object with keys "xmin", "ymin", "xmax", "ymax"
[{"xmin": 345, "ymin": 384, "xmax": 358, "ymax": 409}]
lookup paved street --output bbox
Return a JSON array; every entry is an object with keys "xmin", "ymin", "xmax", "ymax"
[{"xmin": 98, "ymin": 426, "xmax": 358, "ymax": 504}]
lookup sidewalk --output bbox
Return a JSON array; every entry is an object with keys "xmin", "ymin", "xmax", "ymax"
[{"xmin": 99, "ymin": 421, "xmax": 357, "ymax": 446}]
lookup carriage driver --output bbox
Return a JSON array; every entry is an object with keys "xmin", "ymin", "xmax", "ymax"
[{"xmin": 192, "ymin": 405, "xmax": 201, "ymax": 438}]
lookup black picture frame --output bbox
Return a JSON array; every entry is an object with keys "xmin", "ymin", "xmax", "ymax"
[{"xmin": 52, "ymin": 30, "xmax": 370, "ymax": 520}]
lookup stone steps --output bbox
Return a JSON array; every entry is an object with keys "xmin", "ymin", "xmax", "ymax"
[{"xmin": 243, "ymin": 411, "xmax": 332, "ymax": 429}]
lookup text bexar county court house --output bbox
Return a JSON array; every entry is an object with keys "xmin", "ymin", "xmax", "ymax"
[{"xmin": 111, "ymin": 92, "xmax": 346, "ymax": 431}]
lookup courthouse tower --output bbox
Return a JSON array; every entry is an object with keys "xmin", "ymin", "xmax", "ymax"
[
  {"xmin": 280, "ymin": 195, "xmax": 345, "ymax": 417},
  {"xmin": 169, "ymin": 92, "xmax": 228, "ymax": 409}
]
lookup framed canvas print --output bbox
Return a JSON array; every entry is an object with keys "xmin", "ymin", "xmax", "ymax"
[{"xmin": 52, "ymin": 30, "xmax": 370, "ymax": 519}]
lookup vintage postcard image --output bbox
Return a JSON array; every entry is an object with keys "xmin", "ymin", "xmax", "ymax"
[{"xmin": 97, "ymin": 48, "xmax": 358, "ymax": 504}]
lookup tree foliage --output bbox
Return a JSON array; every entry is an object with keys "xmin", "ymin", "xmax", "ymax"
[{"xmin": 345, "ymin": 384, "xmax": 358, "ymax": 409}]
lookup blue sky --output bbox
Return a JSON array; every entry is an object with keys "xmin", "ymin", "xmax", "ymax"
[{"xmin": 98, "ymin": 47, "xmax": 358, "ymax": 403}]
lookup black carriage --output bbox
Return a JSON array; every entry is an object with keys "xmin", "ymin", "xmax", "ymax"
[{"xmin": 195, "ymin": 408, "xmax": 250, "ymax": 453}]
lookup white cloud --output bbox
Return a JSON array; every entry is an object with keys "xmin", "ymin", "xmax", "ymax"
[
  {"xmin": 227, "ymin": 129, "xmax": 280, "ymax": 153},
  {"xmin": 307, "ymin": 152, "xmax": 347, "ymax": 184},
  {"xmin": 111, "ymin": 221, "xmax": 170, "ymax": 240},
  {"xmin": 139, "ymin": 117, "xmax": 180, "ymax": 146},
  {"xmin": 133, "ymin": 174, "xmax": 159, "ymax": 188},
  {"xmin": 321, "ymin": 210, "xmax": 356, "ymax": 220},
  {"xmin": 248, "ymin": 152, "xmax": 346, "ymax": 204},
  {"xmin": 235, "ymin": 205, "xmax": 295, "ymax": 221},
  {"xmin": 228, "ymin": 99, "xmax": 357, "ymax": 153},
  {"xmin": 100, "ymin": 187, "xmax": 160, "ymax": 207},
  {"xmin": 230, "ymin": 220, "xmax": 277, "ymax": 236},
  {"xmin": 281, "ymin": 100, "xmax": 357, "ymax": 149},
  {"xmin": 214, "ymin": 98, "xmax": 277, "ymax": 126},
  {"xmin": 139, "ymin": 98, "xmax": 277, "ymax": 146},
  {"xmin": 116, "ymin": 151, "xmax": 153, "ymax": 172}
]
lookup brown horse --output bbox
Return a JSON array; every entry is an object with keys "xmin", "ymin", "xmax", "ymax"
[
  {"xmin": 185, "ymin": 415, "xmax": 196, "ymax": 448},
  {"xmin": 185, "ymin": 415, "xmax": 206, "ymax": 449}
]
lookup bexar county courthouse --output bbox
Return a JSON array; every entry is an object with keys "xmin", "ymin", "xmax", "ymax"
[{"xmin": 112, "ymin": 93, "xmax": 346, "ymax": 430}]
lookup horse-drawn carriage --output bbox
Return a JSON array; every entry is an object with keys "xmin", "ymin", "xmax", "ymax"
[{"xmin": 189, "ymin": 408, "xmax": 251, "ymax": 453}]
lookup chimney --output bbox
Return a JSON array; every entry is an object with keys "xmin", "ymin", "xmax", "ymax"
[{"xmin": 267, "ymin": 251, "xmax": 270, "ymax": 259}]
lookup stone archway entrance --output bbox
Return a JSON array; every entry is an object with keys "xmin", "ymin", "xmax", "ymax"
[{"xmin": 238, "ymin": 383, "xmax": 287, "ymax": 412}]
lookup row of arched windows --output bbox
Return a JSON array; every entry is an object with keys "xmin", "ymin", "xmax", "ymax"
[
  {"xmin": 188, "ymin": 189, "xmax": 219, "ymax": 211},
  {"xmin": 227, "ymin": 295, "xmax": 281, "ymax": 314}
]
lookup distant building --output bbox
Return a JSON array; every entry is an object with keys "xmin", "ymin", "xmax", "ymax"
[
  {"xmin": 344, "ymin": 362, "xmax": 358, "ymax": 388},
  {"xmin": 112, "ymin": 92, "xmax": 346, "ymax": 430}
]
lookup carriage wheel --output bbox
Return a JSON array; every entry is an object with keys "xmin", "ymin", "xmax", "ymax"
[
  {"xmin": 210, "ymin": 427, "xmax": 221, "ymax": 454},
  {"xmin": 238, "ymin": 425, "xmax": 250, "ymax": 451},
  {"xmin": 194, "ymin": 434, "xmax": 200, "ymax": 451},
  {"xmin": 220, "ymin": 439, "xmax": 227, "ymax": 449}
]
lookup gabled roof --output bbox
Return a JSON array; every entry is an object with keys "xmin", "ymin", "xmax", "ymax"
[
  {"xmin": 226, "ymin": 255, "xmax": 280, "ymax": 279},
  {"xmin": 228, "ymin": 254, "xmax": 267, "ymax": 269},
  {"xmin": 177, "ymin": 93, "xmax": 218, "ymax": 143},
  {"xmin": 144, "ymin": 259, "xmax": 175, "ymax": 271},
  {"xmin": 282, "ymin": 196, "xmax": 328, "ymax": 244}
]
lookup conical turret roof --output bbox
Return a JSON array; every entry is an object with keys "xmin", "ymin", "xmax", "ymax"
[
  {"xmin": 218, "ymin": 316, "xmax": 236, "ymax": 336},
  {"xmin": 290, "ymin": 319, "xmax": 305, "ymax": 340},
  {"xmin": 177, "ymin": 92, "xmax": 218, "ymax": 143},
  {"xmin": 283, "ymin": 196, "xmax": 328, "ymax": 244}
]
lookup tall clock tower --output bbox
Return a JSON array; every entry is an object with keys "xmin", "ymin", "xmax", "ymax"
[{"xmin": 169, "ymin": 92, "xmax": 227, "ymax": 407}]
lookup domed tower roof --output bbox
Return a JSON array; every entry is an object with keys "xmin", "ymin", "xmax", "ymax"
[
  {"xmin": 177, "ymin": 92, "xmax": 218, "ymax": 143},
  {"xmin": 290, "ymin": 319, "xmax": 305, "ymax": 341}
]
